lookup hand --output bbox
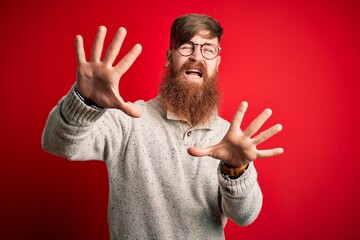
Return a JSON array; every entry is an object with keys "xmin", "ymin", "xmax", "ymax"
[
  {"xmin": 187, "ymin": 101, "xmax": 284, "ymax": 167},
  {"xmin": 75, "ymin": 26, "xmax": 142, "ymax": 117}
]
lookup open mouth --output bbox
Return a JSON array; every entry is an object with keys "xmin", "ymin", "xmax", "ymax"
[{"xmin": 184, "ymin": 69, "xmax": 203, "ymax": 79}]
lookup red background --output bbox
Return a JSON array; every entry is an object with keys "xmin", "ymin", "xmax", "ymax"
[{"xmin": 1, "ymin": 0, "xmax": 359, "ymax": 239}]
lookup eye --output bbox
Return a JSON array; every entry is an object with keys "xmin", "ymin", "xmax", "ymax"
[
  {"xmin": 202, "ymin": 45, "xmax": 216, "ymax": 53},
  {"xmin": 179, "ymin": 43, "xmax": 193, "ymax": 50}
]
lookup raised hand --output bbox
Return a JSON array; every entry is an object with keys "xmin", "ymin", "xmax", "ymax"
[
  {"xmin": 75, "ymin": 26, "xmax": 142, "ymax": 117},
  {"xmin": 187, "ymin": 101, "xmax": 283, "ymax": 167}
]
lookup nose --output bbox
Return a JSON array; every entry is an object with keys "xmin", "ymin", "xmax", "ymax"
[{"xmin": 190, "ymin": 44, "xmax": 204, "ymax": 62}]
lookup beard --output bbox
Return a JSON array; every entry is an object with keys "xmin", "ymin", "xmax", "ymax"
[{"xmin": 159, "ymin": 60, "xmax": 221, "ymax": 126}]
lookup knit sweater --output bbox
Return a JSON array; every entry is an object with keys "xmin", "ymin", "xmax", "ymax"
[{"xmin": 42, "ymin": 86, "xmax": 263, "ymax": 239}]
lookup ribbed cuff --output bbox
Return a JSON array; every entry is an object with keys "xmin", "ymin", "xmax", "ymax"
[
  {"xmin": 218, "ymin": 162, "xmax": 258, "ymax": 197},
  {"xmin": 60, "ymin": 85, "xmax": 105, "ymax": 126}
]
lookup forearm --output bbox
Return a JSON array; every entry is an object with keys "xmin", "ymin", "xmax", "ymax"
[
  {"xmin": 218, "ymin": 162, "xmax": 263, "ymax": 226},
  {"xmin": 42, "ymin": 85, "xmax": 119, "ymax": 161}
]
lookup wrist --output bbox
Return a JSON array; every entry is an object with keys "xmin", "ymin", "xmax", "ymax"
[
  {"xmin": 74, "ymin": 86, "xmax": 104, "ymax": 110},
  {"xmin": 220, "ymin": 161, "xmax": 249, "ymax": 179}
]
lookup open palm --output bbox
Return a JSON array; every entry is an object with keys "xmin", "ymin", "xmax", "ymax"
[
  {"xmin": 75, "ymin": 26, "xmax": 142, "ymax": 117},
  {"xmin": 188, "ymin": 101, "xmax": 283, "ymax": 167}
]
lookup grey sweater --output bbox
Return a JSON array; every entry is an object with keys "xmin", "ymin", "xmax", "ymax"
[{"xmin": 42, "ymin": 86, "xmax": 263, "ymax": 239}]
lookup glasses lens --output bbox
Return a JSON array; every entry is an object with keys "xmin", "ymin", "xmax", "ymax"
[
  {"xmin": 201, "ymin": 44, "xmax": 219, "ymax": 59},
  {"xmin": 178, "ymin": 42, "xmax": 194, "ymax": 56}
]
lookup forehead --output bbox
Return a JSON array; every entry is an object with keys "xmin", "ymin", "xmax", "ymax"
[{"xmin": 190, "ymin": 30, "xmax": 220, "ymax": 45}]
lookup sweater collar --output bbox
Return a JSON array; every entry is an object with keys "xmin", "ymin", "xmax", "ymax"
[
  {"xmin": 166, "ymin": 111, "xmax": 218, "ymax": 130},
  {"xmin": 153, "ymin": 97, "xmax": 219, "ymax": 130}
]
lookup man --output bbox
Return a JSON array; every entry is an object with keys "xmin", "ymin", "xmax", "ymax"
[{"xmin": 42, "ymin": 14, "xmax": 283, "ymax": 239}]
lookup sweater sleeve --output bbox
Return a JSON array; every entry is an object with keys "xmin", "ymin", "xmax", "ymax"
[
  {"xmin": 41, "ymin": 85, "xmax": 131, "ymax": 161},
  {"xmin": 218, "ymin": 162, "xmax": 263, "ymax": 226}
]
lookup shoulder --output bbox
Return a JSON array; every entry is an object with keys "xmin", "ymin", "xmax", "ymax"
[
  {"xmin": 103, "ymin": 97, "xmax": 162, "ymax": 124},
  {"xmin": 212, "ymin": 115, "xmax": 230, "ymax": 133},
  {"xmin": 135, "ymin": 97, "xmax": 165, "ymax": 120}
]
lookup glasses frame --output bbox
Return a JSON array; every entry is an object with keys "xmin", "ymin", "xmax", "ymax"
[{"xmin": 176, "ymin": 41, "xmax": 221, "ymax": 60}]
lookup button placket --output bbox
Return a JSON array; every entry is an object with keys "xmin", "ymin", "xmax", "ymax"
[{"xmin": 183, "ymin": 129, "xmax": 194, "ymax": 144}]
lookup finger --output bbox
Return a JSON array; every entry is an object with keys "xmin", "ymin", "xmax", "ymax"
[
  {"xmin": 187, "ymin": 146, "xmax": 212, "ymax": 157},
  {"xmin": 91, "ymin": 26, "xmax": 107, "ymax": 62},
  {"xmin": 103, "ymin": 27, "xmax": 127, "ymax": 66},
  {"xmin": 229, "ymin": 101, "xmax": 248, "ymax": 131},
  {"xmin": 114, "ymin": 44, "xmax": 142, "ymax": 76},
  {"xmin": 115, "ymin": 100, "xmax": 142, "ymax": 118},
  {"xmin": 252, "ymin": 124, "xmax": 283, "ymax": 145},
  {"xmin": 257, "ymin": 148, "xmax": 284, "ymax": 158},
  {"xmin": 244, "ymin": 108, "xmax": 272, "ymax": 137},
  {"xmin": 75, "ymin": 35, "xmax": 86, "ymax": 64}
]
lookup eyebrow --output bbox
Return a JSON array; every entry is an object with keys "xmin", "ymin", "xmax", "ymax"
[{"xmin": 187, "ymin": 40, "xmax": 219, "ymax": 46}]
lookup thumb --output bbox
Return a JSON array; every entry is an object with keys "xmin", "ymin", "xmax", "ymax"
[
  {"xmin": 115, "ymin": 100, "xmax": 142, "ymax": 118},
  {"xmin": 187, "ymin": 146, "xmax": 211, "ymax": 157}
]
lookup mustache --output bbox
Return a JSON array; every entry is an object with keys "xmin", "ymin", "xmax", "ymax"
[{"xmin": 179, "ymin": 60, "xmax": 207, "ymax": 74}]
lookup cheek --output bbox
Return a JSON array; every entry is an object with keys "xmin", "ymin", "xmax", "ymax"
[
  {"xmin": 206, "ymin": 63, "xmax": 218, "ymax": 76},
  {"xmin": 174, "ymin": 63, "xmax": 182, "ymax": 72},
  {"xmin": 208, "ymin": 57, "xmax": 221, "ymax": 76},
  {"xmin": 171, "ymin": 54, "xmax": 188, "ymax": 71}
]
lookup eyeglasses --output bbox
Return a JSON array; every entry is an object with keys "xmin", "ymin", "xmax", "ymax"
[{"xmin": 176, "ymin": 41, "xmax": 221, "ymax": 60}]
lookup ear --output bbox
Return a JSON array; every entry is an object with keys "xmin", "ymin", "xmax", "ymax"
[{"xmin": 166, "ymin": 50, "xmax": 172, "ymax": 66}]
